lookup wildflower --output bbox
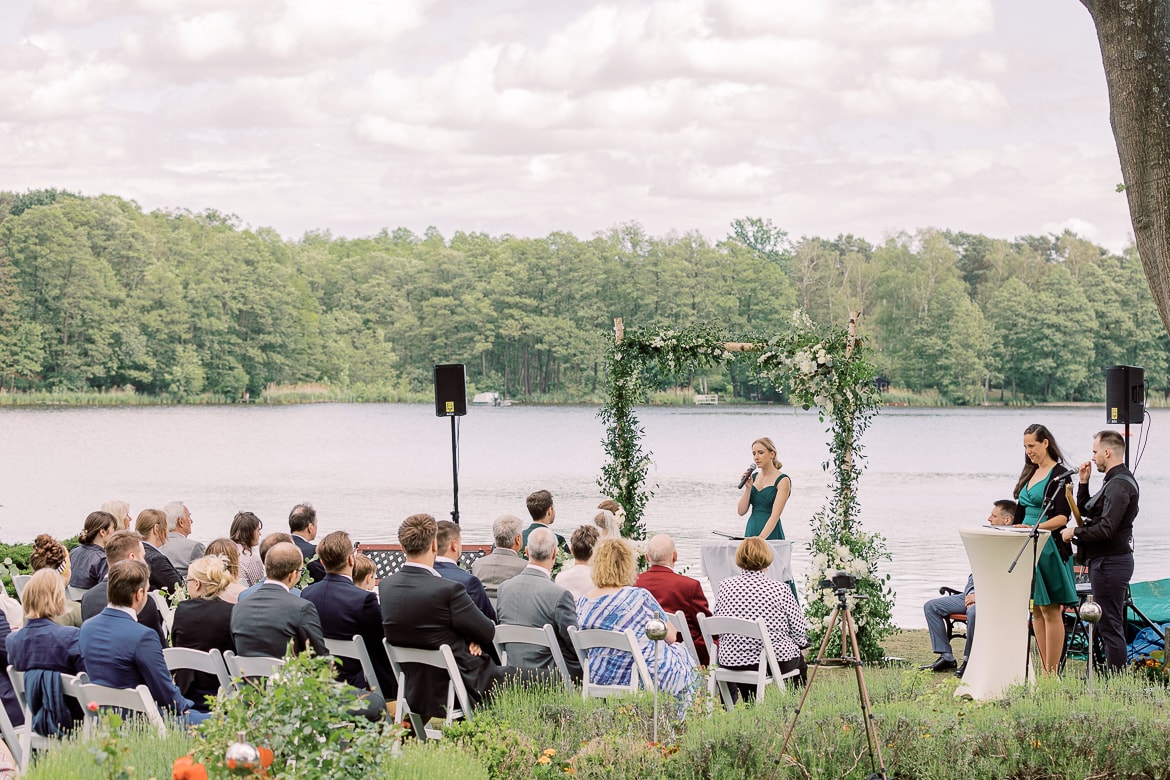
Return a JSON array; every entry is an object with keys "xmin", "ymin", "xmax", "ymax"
[
  {"xmin": 538, "ymin": 755, "xmax": 551, "ymax": 765},
  {"xmin": 543, "ymin": 748, "xmax": 557, "ymax": 757},
  {"xmin": 564, "ymin": 768, "xmax": 576, "ymax": 776},
  {"xmin": 86, "ymin": 701, "xmax": 99, "ymax": 713}
]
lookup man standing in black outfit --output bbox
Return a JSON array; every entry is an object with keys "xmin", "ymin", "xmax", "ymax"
[{"xmin": 1062, "ymin": 429, "xmax": 1138, "ymax": 671}]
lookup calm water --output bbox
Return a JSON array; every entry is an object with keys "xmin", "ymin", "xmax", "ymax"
[{"xmin": 1, "ymin": 403, "xmax": 1165, "ymax": 628}]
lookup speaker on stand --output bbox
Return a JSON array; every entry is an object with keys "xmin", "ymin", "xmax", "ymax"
[
  {"xmin": 434, "ymin": 364, "xmax": 467, "ymax": 523},
  {"xmin": 1104, "ymin": 365, "xmax": 1145, "ymax": 468}
]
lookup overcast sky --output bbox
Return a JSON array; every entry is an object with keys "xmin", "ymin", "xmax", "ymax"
[{"xmin": 0, "ymin": 0, "xmax": 1134, "ymax": 251}]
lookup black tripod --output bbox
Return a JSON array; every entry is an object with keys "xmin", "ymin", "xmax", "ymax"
[{"xmin": 772, "ymin": 580, "xmax": 889, "ymax": 780}]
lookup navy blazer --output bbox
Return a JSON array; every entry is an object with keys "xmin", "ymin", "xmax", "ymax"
[
  {"xmin": 434, "ymin": 560, "xmax": 497, "ymax": 623},
  {"xmin": 230, "ymin": 583, "xmax": 327, "ymax": 659},
  {"xmin": 302, "ymin": 574, "xmax": 396, "ymax": 696},
  {"xmin": 81, "ymin": 579, "xmax": 168, "ymax": 646},
  {"xmin": 78, "ymin": 608, "xmax": 192, "ymax": 714},
  {"xmin": 143, "ymin": 544, "xmax": 182, "ymax": 595},
  {"xmin": 6, "ymin": 618, "xmax": 85, "ymax": 675},
  {"xmin": 292, "ymin": 535, "xmax": 327, "ymax": 584}
]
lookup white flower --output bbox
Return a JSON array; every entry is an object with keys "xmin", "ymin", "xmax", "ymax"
[
  {"xmin": 812, "ymin": 553, "xmax": 828, "ymax": 570},
  {"xmin": 836, "ymin": 545, "xmax": 852, "ymax": 561}
]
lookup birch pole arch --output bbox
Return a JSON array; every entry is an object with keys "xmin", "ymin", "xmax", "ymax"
[{"xmin": 597, "ymin": 310, "xmax": 895, "ymax": 659}]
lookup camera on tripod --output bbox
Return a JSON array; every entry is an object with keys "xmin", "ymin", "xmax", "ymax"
[{"xmin": 819, "ymin": 572, "xmax": 858, "ymax": 592}]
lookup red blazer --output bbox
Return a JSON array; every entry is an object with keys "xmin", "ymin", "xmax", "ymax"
[{"xmin": 635, "ymin": 565, "xmax": 712, "ymax": 666}]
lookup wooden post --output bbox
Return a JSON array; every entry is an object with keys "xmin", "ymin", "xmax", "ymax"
[{"xmin": 614, "ymin": 318, "xmax": 624, "ymax": 344}]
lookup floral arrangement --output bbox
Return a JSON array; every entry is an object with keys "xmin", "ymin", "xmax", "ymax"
[{"xmin": 597, "ymin": 311, "xmax": 894, "ymax": 660}]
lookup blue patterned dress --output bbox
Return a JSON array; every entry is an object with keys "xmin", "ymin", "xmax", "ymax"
[{"xmin": 576, "ymin": 587, "xmax": 697, "ymax": 699}]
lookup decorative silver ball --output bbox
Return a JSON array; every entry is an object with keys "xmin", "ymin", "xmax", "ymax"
[
  {"xmin": 225, "ymin": 730, "xmax": 261, "ymax": 776},
  {"xmin": 645, "ymin": 618, "xmax": 668, "ymax": 641},
  {"xmin": 1079, "ymin": 600, "xmax": 1103, "ymax": 624}
]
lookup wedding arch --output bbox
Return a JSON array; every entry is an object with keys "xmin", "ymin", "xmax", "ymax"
[{"xmin": 597, "ymin": 310, "xmax": 894, "ymax": 659}]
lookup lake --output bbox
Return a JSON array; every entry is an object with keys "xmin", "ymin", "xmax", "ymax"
[{"xmin": 1, "ymin": 403, "xmax": 1164, "ymax": 628}]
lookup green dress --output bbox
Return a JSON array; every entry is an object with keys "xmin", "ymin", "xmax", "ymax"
[
  {"xmin": 1019, "ymin": 471, "xmax": 1078, "ymax": 606},
  {"xmin": 744, "ymin": 474, "xmax": 789, "ymax": 540}
]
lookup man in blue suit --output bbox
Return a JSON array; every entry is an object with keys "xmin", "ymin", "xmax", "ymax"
[
  {"xmin": 78, "ymin": 560, "xmax": 206, "ymax": 725},
  {"xmin": 434, "ymin": 520, "xmax": 496, "ymax": 623},
  {"xmin": 302, "ymin": 531, "xmax": 396, "ymax": 699}
]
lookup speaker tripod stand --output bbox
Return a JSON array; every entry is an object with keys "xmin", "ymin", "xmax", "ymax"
[{"xmin": 771, "ymin": 580, "xmax": 889, "ymax": 780}]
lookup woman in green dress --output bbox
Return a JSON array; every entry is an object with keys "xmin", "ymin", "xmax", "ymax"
[
  {"xmin": 737, "ymin": 437, "xmax": 791, "ymax": 540},
  {"xmin": 1013, "ymin": 423, "xmax": 1078, "ymax": 674}
]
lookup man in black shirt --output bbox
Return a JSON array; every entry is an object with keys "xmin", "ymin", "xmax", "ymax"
[{"xmin": 1062, "ymin": 429, "xmax": 1138, "ymax": 671}]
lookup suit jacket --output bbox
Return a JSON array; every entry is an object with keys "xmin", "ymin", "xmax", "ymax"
[
  {"xmin": 143, "ymin": 543, "xmax": 182, "ymax": 595},
  {"xmin": 6, "ymin": 617, "xmax": 85, "ymax": 675},
  {"xmin": 302, "ymin": 574, "xmax": 395, "ymax": 697},
  {"xmin": 292, "ymin": 535, "xmax": 327, "ymax": 584},
  {"xmin": 230, "ymin": 583, "xmax": 327, "ymax": 659},
  {"xmin": 78, "ymin": 608, "xmax": 192, "ymax": 714},
  {"xmin": 635, "ymin": 565, "xmax": 712, "ymax": 666},
  {"xmin": 81, "ymin": 579, "xmax": 168, "ymax": 647},
  {"xmin": 434, "ymin": 560, "xmax": 497, "ymax": 622},
  {"xmin": 471, "ymin": 549, "xmax": 528, "ymax": 598},
  {"xmin": 496, "ymin": 567, "xmax": 582, "ymax": 680},
  {"xmin": 171, "ymin": 597, "xmax": 234, "ymax": 709},
  {"xmin": 380, "ymin": 565, "xmax": 502, "ymax": 721},
  {"xmin": 160, "ymin": 533, "xmax": 206, "ymax": 579},
  {"xmin": 522, "ymin": 522, "xmax": 567, "ymax": 553}
]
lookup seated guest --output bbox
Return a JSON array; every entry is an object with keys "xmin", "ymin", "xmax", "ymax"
[
  {"xmin": 160, "ymin": 501, "xmax": 205, "ymax": 579},
  {"xmin": 230, "ymin": 543, "xmax": 327, "ymax": 659},
  {"xmin": 101, "ymin": 500, "xmax": 133, "ymax": 531},
  {"xmin": 555, "ymin": 526, "xmax": 600, "ymax": 600},
  {"xmin": 134, "ymin": 509, "xmax": 182, "ymax": 594},
  {"xmin": 78, "ymin": 560, "xmax": 206, "ymax": 725},
  {"xmin": 204, "ymin": 538, "xmax": 247, "ymax": 604},
  {"xmin": 68, "ymin": 511, "xmax": 118, "ymax": 590},
  {"xmin": 81, "ymin": 530, "xmax": 167, "ymax": 646},
  {"xmin": 302, "ymin": 531, "xmax": 396, "ymax": 699},
  {"xmin": 921, "ymin": 500, "xmax": 1017, "ymax": 677},
  {"xmin": 353, "ymin": 554, "xmax": 377, "ymax": 594},
  {"xmin": 471, "ymin": 515, "xmax": 528, "ymax": 599},
  {"xmin": 523, "ymin": 490, "xmax": 567, "ymax": 552},
  {"xmin": 171, "ymin": 555, "xmax": 236, "ymax": 710},
  {"xmin": 635, "ymin": 534, "xmax": 712, "ymax": 666},
  {"xmin": 289, "ymin": 503, "xmax": 326, "ymax": 584},
  {"xmin": 576, "ymin": 539, "xmax": 696, "ymax": 700},
  {"xmin": 30, "ymin": 534, "xmax": 81, "ymax": 628},
  {"xmin": 230, "ymin": 511, "xmax": 266, "ymax": 587},
  {"xmin": 496, "ymin": 528, "xmax": 582, "ymax": 681},
  {"xmin": 237, "ymin": 533, "xmax": 301, "ymax": 601},
  {"xmin": 434, "ymin": 520, "xmax": 496, "ymax": 622},
  {"xmin": 713, "ymin": 537, "xmax": 808, "ymax": 700},
  {"xmin": 7, "ymin": 570, "xmax": 87, "ymax": 735},
  {"xmin": 0, "ymin": 609, "xmax": 20, "ymax": 729}
]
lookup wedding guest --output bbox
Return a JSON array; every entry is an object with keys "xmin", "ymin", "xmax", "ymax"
[{"xmin": 68, "ymin": 511, "xmax": 118, "ymax": 589}]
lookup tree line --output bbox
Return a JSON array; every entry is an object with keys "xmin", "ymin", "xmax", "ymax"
[{"xmin": 0, "ymin": 190, "xmax": 1164, "ymax": 404}]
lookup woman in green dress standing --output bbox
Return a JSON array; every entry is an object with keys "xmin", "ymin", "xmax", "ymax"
[
  {"xmin": 1014, "ymin": 423, "xmax": 1078, "ymax": 674},
  {"xmin": 737, "ymin": 437, "xmax": 791, "ymax": 540}
]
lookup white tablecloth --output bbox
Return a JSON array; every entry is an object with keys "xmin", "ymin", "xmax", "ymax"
[{"xmin": 700, "ymin": 540, "xmax": 794, "ymax": 602}]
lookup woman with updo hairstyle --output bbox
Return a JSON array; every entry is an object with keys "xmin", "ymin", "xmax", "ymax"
[
  {"xmin": 171, "ymin": 555, "xmax": 236, "ymax": 711},
  {"xmin": 736, "ymin": 436, "xmax": 792, "ymax": 540},
  {"xmin": 30, "ymin": 535, "xmax": 82, "ymax": 627},
  {"xmin": 229, "ymin": 511, "xmax": 265, "ymax": 587},
  {"xmin": 204, "ymin": 538, "xmax": 246, "ymax": 604},
  {"xmin": 576, "ymin": 538, "xmax": 696, "ymax": 701},
  {"xmin": 68, "ymin": 511, "xmax": 118, "ymax": 590}
]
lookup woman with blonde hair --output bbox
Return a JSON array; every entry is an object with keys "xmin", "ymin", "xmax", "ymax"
[
  {"xmin": 171, "ymin": 555, "xmax": 236, "ymax": 710},
  {"xmin": 101, "ymin": 500, "xmax": 132, "ymax": 530},
  {"xmin": 204, "ymin": 538, "xmax": 247, "ymax": 603},
  {"xmin": 575, "ymin": 539, "xmax": 696, "ymax": 699},
  {"xmin": 736, "ymin": 436, "xmax": 792, "ymax": 540},
  {"xmin": 30, "ymin": 534, "xmax": 82, "ymax": 627}
]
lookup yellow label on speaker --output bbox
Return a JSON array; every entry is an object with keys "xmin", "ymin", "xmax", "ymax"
[
  {"xmin": 1110, "ymin": 407, "xmax": 1118, "ymax": 421},
  {"xmin": 445, "ymin": 401, "xmax": 455, "ymax": 413}
]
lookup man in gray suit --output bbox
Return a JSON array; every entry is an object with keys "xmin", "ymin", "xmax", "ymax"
[
  {"xmin": 471, "ymin": 515, "xmax": 528, "ymax": 599},
  {"xmin": 159, "ymin": 501, "xmax": 204, "ymax": 578},
  {"xmin": 231, "ymin": 542, "xmax": 327, "ymax": 659},
  {"xmin": 496, "ymin": 527, "xmax": 582, "ymax": 682}
]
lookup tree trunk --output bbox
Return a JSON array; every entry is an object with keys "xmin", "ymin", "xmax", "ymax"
[{"xmin": 1082, "ymin": 0, "xmax": 1170, "ymax": 335}]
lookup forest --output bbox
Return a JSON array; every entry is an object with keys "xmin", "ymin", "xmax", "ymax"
[{"xmin": 0, "ymin": 188, "xmax": 1165, "ymax": 405}]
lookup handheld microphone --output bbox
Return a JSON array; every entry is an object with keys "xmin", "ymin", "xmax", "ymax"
[{"xmin": 737, "ymin": 465, "xmax": 757, "ymax": 489}]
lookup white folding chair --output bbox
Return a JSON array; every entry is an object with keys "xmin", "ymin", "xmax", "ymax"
[
  {"xmin": 382, "ymin": 639, "xmax": 472, "ymax": 738},
  {"xmin": 566, "ymin": 626, "xmax": 653, "ymax": 699},
  {"xmin": 77, "ymin": 682, "xmax": 167, "ymax": 737},
  {"xmin": 493, "ymin": 623, "xmax": 574, "ymax": 691},
  {"xmin": 64, "ymin": 586, "xmax": 89, "ymax": 602},
  {"xmin": 223, "ymin": 651, "xmax": 284, "ymax": 687},
  {"xmin": 11, "ymin": 576, "xmax": 31, "ymax": 600},
  {"xmin": 149, "ymin": 591, "xmax": 175, "ymax": 638},
  {"xmin": 163, "ymin": 647, "xmax": 232, "ymax": 700},
  {"xmin": 6, "ymin": 666, "xmax": 88, "ymax": 767},
  {"xmin": 666, "ymin": 610, "xmax": 702, "ymax": 665},
  {"xmin": 323, "ymin": 635, "xmax": 384, "ymax": 700},
  {"xmin": 697, "ymin": 614, "xmax": 800, "ymax": 708}
]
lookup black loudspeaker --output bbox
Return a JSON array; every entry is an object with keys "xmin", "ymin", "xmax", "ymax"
[
  {"xmin": 434, "ymin": 364, "xmax": 467, "ymax": 417},
  {"xmin": 1105, "ymin": 365, "xmax": 1144, "ymax": 424}
]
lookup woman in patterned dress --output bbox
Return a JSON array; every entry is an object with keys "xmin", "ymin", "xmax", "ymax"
[
  {"xmin": 576, "ymin": 539, "xmax": 696, "ymax": 700},
  {"xmin": 230, "ymin": 511, "xmax": 266, "ymax": 587}
]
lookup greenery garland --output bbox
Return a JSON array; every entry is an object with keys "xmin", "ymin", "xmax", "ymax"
[{"xmin": 597, "ymin": 311, "xmax": 894, "ymax": 660}]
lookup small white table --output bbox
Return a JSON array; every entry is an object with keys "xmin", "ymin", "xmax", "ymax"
[
  {"xmin": 954, "ymin": 525, "xmax": 1046, "ymax": 700},
  {"xmin": 700, "ymin": 539, "xmax": 794, "ymax": 601}
]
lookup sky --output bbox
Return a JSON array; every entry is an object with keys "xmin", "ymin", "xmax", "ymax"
[{"xmin": 0, "ymin": 0, "xmax": 1135, "ymax": 251}]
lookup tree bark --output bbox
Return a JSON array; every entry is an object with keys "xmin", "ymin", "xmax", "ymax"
[{"xmin": 1082, "ymin": 0, "xmax": 1170, "ymax": 334}]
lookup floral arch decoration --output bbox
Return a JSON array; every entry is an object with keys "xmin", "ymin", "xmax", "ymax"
[{"xmin": 597, "ymin": 310, "xmax": 894, "ymax": 660}]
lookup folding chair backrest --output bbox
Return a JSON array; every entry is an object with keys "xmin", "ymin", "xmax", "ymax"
[
  {"xmin": 382, "ymin": 639, "xmax": 472, "ymax": 732},
  {"xmin": 163, "ymin": 647, "xmax": 232, "ymax": 697},
  {"xmin": 567, "ymin": 626, "xmax": 652, "ymax": 699},
  {"xmin": 149, "ymin": 592, "xmax": 174, "ymax": 638},
  {"xmin": 0, "ymin": 684, "xmax": 25, "ymax": 773},
  {"xmin": 698, "ymin": 614, "xmax": 792, "ymax": 708},
  {"xmin": 12, "ymin": 576, "xmax": 31, "ymax": 600},
  {"xmin": 223, "ymin": 651, "xmax": 284, "ymax": 685},
  {"xmin": 323, "ymin": 635, "xmax": 383, "ymax": 700},
  {"xmin": 493, "ymin": 623, "xmax": 574, "ymax": 691},
  {"xmin": 666, "ymin": 611, "xmax": 701, "ymax": 665},
  {"xmin": 77, "ymin": 682, "xmax": 166, "ymax": 737},
  {"xmin": 64, "ymin": 586, "xmax": 88, "ymax": 602}
]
